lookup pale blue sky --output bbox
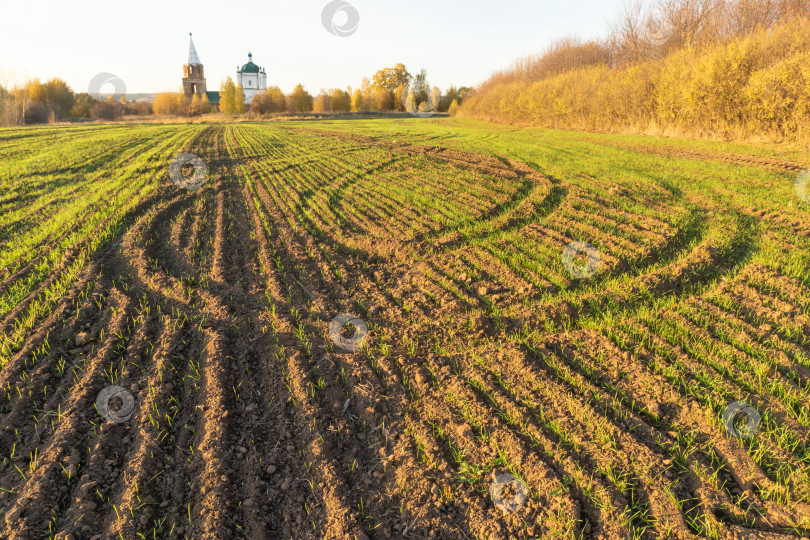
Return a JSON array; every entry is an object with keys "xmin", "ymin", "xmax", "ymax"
[{"xmin": 0, "ymin": 0, "xmax": 629, "ymax": 95}]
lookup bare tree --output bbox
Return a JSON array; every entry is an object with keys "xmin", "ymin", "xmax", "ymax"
[
  {"xmin": 723, "ymin": 0, "xmax": 795, "ymax": 37},
  {"xmin": 610, "ymin": 1, "xmax": 649, "ymax": 65},
  {"xmin": 656, "ymin": 0, "xmax": 724, "ymax": 47}
]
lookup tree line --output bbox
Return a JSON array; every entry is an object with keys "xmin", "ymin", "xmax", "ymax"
[
  {"xmin": 461, "ymin": 0, "xmax": 810, "ymax": 140},
  {"xmin": 0, "ymin": 62, "xmax": 469, "ymax": 125},
  {"xmin": 251, "ymin": 64, "xmax": 469, "ymax": 116},
  {"xmin": 0, "ymin": 78, "xmax": 153, "ymax": 125},
  {"xmin": 477, "ymin": 0, "xmax": 810, "ymax": 92}
]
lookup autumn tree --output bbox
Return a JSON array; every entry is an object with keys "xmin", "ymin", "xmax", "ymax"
[
  {"xmin": 351, "ymin": 89, "xmax": 364, "ymax": 112},
  {"xmin": 361, "ymin": 77, "xmax": 373, "ymax": 111},
  {"xmin": 411, "ymin": 69, "xmax": 429, "ymax": 106},
  {"xmin": 394, "ymin": 84, "xmax": 406, "ymax": 112},
  {"xmin": 44, "ymin": 78, "xmax": 75, "ymax": 119},
  {"xmin": 127, "ymin": 100, "xmax": 153, "ymax": 116},
  {"xmin": 234, "ymin": 84, "xmax": 246, "ymax": 114},
  {"xmin": 250, "ymin": 92, "xmax": 264, "ymax": 113},
  {"xmin": 428, "ymin": 86, "xmax": 442, "ymax": 112},
  {"xmin": 267, "ymin": 86, "xmax": 286, "ymax": 111},
  {"xmin": 402, "ymin": 69, "xmax": 441, "ymax": 113},
  {"xmin": 251, "ymin": 86, "xmax": 286, "ymax": 114},
  {"xmin": 290, "ymin": 84, "xmax": 313, "ymax": 113},
  {"xmin": 190, "ymin": 93, "xmax": 201, "ymax": 114},
  {"xmin": 376, "ymin": 89, "xmax": 394, "ymax": 111},
  {"xmin": 329, "ymin": 88, "xmax": 351, "ymax": 112},
  {"xmin": 220, "ymin": 77, "xmax": 237, "ymax": 114},
  {"xmin": 313, "ymin": 90, "xmax": 329, "ymax": 113},
  {"xmin": 372, "ymin": 63, "xmax": 411, "ymax": 91},
  {"xmin": 373, "ymin": 63, "xmax": 411, "ymax": 109},
  {"xmin": 4, "ymin": 86, "xmax": 26, "ymax": 125},
  {"xmin": 723, "ymin": 0, "xmax": 810, "ymax": 36},
  {"xmin": 10, "ymin": 77, "xmax": 77, "ymax": 122},
  {"xmin": 26, "ymin": 79, "xmax": 47, "ymax": 107},
  {"xmin": 187, "ymin": 93, "xmax": 204, "ymax": 116},
  {"xmin": 442, "ymin": 86, "xmax": 461, "ymax": 111},
  {"xmin": 69, "ymin": 93, "xmax": 93, "ymax": 118},
  {"xmin": 90, "ymin": 102, "xmax": 119, "ymax": 120},
  {"xmin": 403, "ymin": 87, "xmax": 416, "ymax": 113},
  {"xmin": 0, "ymin": 84, "xmax": 7, "ymax": 124},
  {"xmin": 201, "ymin": 93, "xmax": 212, "ymax": 114},
  {"xmin": 249, "ymin": 92, "xmax": 261, "ymax": 112},
  {"xmin": 656, "ymin": 0, "xmax": 722, "ymax": 47},
  {"xmin": 153, "ymin": 92, "xmax": 184, "ymax": 115}
]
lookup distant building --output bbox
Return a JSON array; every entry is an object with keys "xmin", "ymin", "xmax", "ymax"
[
  {"xmin": 236, "ymin": 52, "xmax": 267, "ymax": 104},
  {"xmin": 182, "ymin": 33, "xmax": 220, "ymax": 108},
  {"xmin": 182, "ymin": 35, "xmax": 268, "ymax": 108}
]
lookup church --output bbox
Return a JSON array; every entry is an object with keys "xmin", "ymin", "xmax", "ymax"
[
  {"xmin": 236, "ymin": 53, "xmax": 267, "ymax": 103},
  {"xmin": 182, "ymin": 34, "xmax": 267, "ymax": 108}
]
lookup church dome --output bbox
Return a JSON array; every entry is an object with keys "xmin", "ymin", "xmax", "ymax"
[
  {"xmin": 239, "ymin": 62, "xmax": 261, "ymax": 73},
  {"xmin": 239, "ymin": 52, "xmax": 263, "ymax": 73}
]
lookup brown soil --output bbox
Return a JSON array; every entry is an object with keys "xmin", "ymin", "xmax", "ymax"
[{"xmin": 1, "ymin": 125, "xmax": 808, "ymax": 540}]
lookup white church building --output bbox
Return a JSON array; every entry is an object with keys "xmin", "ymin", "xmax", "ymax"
[
  {"xmin": 181, "ymin": 35, "xmax": 268, "ymax": 107},
  {"xmin": 236, "ymin": 53, "xmax": 267, "ymax": 103}
]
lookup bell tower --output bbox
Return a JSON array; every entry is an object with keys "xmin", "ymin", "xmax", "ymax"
[{"xmin": 182, "ymin": 33, "xmax": 207, "ymax": 97}]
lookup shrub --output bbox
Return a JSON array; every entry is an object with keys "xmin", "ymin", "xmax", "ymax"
[
  {"xmin": 153, "ymin": 93, "xmax": 184, "ymax": 116},
  {"xmin": 460, "ymin": 16, "xmax": 810, "ymax": 140},
  {"xmin": 90, "ymin": 101, "xmax": 121, "ymax": 121}
]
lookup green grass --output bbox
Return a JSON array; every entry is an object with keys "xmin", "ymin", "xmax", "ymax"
[{"xmin": 1, "ymin": 117, "xmax": 808, "ymax": 539}]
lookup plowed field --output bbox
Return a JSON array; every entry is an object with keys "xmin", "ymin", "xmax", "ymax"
[{"xmin": 1, "ymin": 120, "xmax": 808, "ymax": 540}]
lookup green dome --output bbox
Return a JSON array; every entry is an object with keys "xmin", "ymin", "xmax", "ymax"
[
  {"xmin": 239, "ymin": 61, "xmax": 260, "ymax": 73},
  {"xmin": 239, "ymin": 53, "xmax": 262, "ymax": 73}
]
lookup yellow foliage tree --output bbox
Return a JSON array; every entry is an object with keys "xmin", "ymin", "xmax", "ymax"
[
  {"xmin": 220, "ymin": 78, "xmax": 237, "ymax": 114},
  {"xmin": 351, "ymin": 89, "xmax": 364, "ymax": 112},
  {"xmin": 153, "ymin": 92, "xmax": 184, "ymax": 115},
  {"xmin": 329, "ymin": 88, "xmax": 350, "ymax": 112},
  {"xmin": 313, "ymin": 91, "xmax": 329, "ymax": 113},
  {"xmin": 201, "ymin": 93, "xmax": 213, "ymax": 114},
  {"xmin": 291, "ymin": 84, "xmax": 313, "ymax": 113},
  {"xmin": 459, "ymin": 16, "xmax": 810, "ymax": 140},
  {"xmin": 234, "ymin": 84, "xmax": 246, "ymax": 114},
  {"xmin": 190, "ymin": 93, "xmax": 202, "ymax": 115}
]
